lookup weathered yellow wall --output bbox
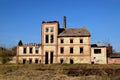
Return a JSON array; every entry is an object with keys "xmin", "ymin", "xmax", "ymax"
[
  {"xmin": 91, "ymin": 47, "xmax": 107, "ymax": 64},
  {"xmin": 17, "ymin": 46, "xmax": 42, "ymax": 64},
  {"xmin": 57, "ymin": 37, "xmax": 91, "ymax": 64}
]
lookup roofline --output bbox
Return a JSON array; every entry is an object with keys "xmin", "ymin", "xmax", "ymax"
[
  {"xmin": 42, "ymin": 21, "xmax": 59, "ymax": 24},
  {"xmin": 91, "ymin": 46, "xmax": 106, "ymax": 48},
  {"xmin": 58, "ymin": 35, "xmax": 91, "ymax": 37}
]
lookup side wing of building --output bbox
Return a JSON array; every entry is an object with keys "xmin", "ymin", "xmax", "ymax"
[{"xmin": 16, "ymin": 45, "xmax": 42, "ymax": 64}]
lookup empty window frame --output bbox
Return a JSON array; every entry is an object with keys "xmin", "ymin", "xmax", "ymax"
[
  {"xmin": 23, "ymin": 59, "xmax": 26, "ymax": 64},
  {"xmin": 80, "ymin": 39, "xmax": 83, "ymax": 43},
  {"xmin": 45, "ymin": 35, "xmax": 49, "ymax": 43},
  {"xmin": 70, "ymin": 39, "xmax": 73, "ymax": 43},
  {"xmin": 50, "ymin": 27, "xmax": 54, "ymax": 32},
  {"xmin": 60, "ymin": 59, "xmax": 64, "ymax": 64},
  {"xmin": 61, "ymin": 39, "xmax": 64, "ymax": 43},
  {"xmin": 94, "ymin": 49, "xmax": 101, "ymax": 54},
  {"xmin": 50, "ymin": 35, "xmax": 54, "ymax": 43},
  {"xmin": 29, "ymin": 48, "xmax": 33, "ymax": 54},
  {"xmin": 70, "ymin": 47, "xmax": 73, "ymax": 53},
  {"xmin": 35, "ymin": 48, "xmax": 39, "ymax": 54},
  {"xmin": 80, "ymin": 47, "xmax": 83, "ymax": 53},
  {"xmin": 70, "ymin": 59, "xmax": 74, "ymax": 64},
  {"xmin": 60, "ymin": 47, "xmax": 64, "ymax": 54},
  {"xmin": 35, "ymin": 59, "xmax": 38, "ymax": 64},
  {"xmin": 46, "ymin": 28, "xmax": 49, "ymax": 32},
  {"xmin": 23, "ymin": 48, "xmax": 26, "ymax": 54},
  {"xmin": 29, "ymin": 59, "xmax": 32, "ymax": 64}
]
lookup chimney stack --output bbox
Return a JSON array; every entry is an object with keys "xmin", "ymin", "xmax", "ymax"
[
  {"xmin": 97, "ymin": 41, "xmax": 100, "ymax": 46},
  {"xmin": 63, "ymin": 16, "xmax": 66, "ymax": 29}
]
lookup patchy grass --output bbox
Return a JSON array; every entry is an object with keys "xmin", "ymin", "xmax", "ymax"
[{"xmin": 0, "ymin": 64, "xmax": 120, "ymax": 80}]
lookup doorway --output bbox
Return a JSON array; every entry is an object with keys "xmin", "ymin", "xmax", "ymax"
[
  {"xmin": 45, "ymin": 52, "xmax": 48, "ymax": 64},
  {"xmin": 50, "ymin": 52, "xmax": 53, "ymax": 64}
]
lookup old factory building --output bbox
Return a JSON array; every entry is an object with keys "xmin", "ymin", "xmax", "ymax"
[{"xmin": 16, "ymin": 16, "xmax": 120, "ymax": 64}]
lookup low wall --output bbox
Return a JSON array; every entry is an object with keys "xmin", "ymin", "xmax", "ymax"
[{"xmin": 108, "ymin": 58, "xmax": 120, "ymax": 64}]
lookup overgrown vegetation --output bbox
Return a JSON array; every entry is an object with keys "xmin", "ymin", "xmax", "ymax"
[
  {"xmin": 0, "ymin": 64, "xmax": 120, "ymax": 80},
  {"xmin": 0, "ymin": 47, "xmax": 16, "ymax": 64}
]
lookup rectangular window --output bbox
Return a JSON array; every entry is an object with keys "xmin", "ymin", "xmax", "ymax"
[
  {"xmin": 29, "ymin": 48, "xmax": 33, "ymax": 54},
  {"xmin": 23, "ymin": 48, "xmax": 26, "ymax": 54},
  {"xmin": 50, "ymin": 28, "xmax": 54, "ymax": 32},
  {"xmin": 70, "ymin": 47, "xmax": 73, "ymax": 53},
  {"xmin": 80, "ymin": 39, "xmax": 83, "ymax": 43},
  {"xmin": 61, "ymin": 39, "xmax": 64, "ymax": 43},
  {"xmin": 50, "ymin": 35, "xmax": 54, "ymax": 43},
  {"xmin": 94, "ymin": 49, "xmax": 101, "ymax": 54},
  {"xmin": 45, "ymin": 35, "xmax": 49, "ymax": 43},
  {"xmin": 29, "ymin": 59, "xmax": 32, "ymax": 64},
  {"xmin": 35, "ymin": 48, "xmax": 39, "ymax": 54},
  {"xmin": 46, "ymin": 28, "xmax": 49, "ymax": 32},
  {"xmin": 70, "ymin": 39, "xmax": 73, "ymax": 43},
  {"xmin": 60, "ymin": 47, "xmax": 64, "ymax": 54},
  {"xmin": 80, "ymin": 47, "xmax": 83, "ymax": 53}
]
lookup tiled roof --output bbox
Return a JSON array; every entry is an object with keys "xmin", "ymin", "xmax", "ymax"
[{"xmin": 58, "ymin": 27, "xmax": 90, "ymax": 37}]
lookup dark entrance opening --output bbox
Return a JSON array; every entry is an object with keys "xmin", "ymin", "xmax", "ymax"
[
  {"xmin": 45, "ymin": 52, "xmax": 48, "ymax": 64},
  {"xmin": 23, "ymin": 59, "xmax": 26, "ymax": 64},
  {"xmin": 91, "ymin": 61, "xmax": 94, "ymax": 64},
  {"xmin": 29, "ymin": 59, "xmax": 32, "ymax": 64},
  {"xmin": 35, "ymin": 59, "xmax": 38, "ymax": 64},
  {"xmin": 50, "ymin": 52, "xmax": 53, "ymax": 64},
  {"xmin": 70, "ymin": 59, "xmax": 74, "ymax": 64},
  {"xmin": 60, "ymin": 59, "xmax": 64, "ymax": 64}
]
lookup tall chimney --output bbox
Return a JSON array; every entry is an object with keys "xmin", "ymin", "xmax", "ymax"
[{"xmin": 63, "ymin": 16, "xmax": 66, "ymax": 29}]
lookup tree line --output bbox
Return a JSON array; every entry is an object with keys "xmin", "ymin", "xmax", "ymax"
[{"xmin": 0, "ymin": 46, "xmax": 16, "ymax": 64}]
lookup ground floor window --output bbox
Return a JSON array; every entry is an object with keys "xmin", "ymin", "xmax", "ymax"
[
  {"xmin": 70, "ymin": 59, "xmax": 74, "ymax": 64},
  {"xmin": 60, "ymin": 59, "xmax": 64, "ymax": 64},
  {"xmin": 35, "ymin": 59, "xmax": 38, "ymax": 64},
  {"xmin": 23, "ymin": 59, "xmax": 26, "ymax": 64},
  {"xmin": 29, "ymin": 59, "xmax": 32, "ymax": 64}
]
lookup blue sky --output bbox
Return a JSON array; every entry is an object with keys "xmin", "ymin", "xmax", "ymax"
[{"xmin": 0, "ymin": 0, "xmax": 120, "ymax": 51}]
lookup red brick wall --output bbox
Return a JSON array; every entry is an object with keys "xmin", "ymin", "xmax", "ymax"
[{"xmin": 108, "ymin": 58, "xmax": 120, "ymax": 64}]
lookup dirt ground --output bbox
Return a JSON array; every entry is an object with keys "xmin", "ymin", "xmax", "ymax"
[{"xmin": 0, "ymin": 64, "xmax": 120, "ymax": 80}]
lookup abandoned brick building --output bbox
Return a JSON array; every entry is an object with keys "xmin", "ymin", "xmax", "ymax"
[{"xmin": 16, "ymin": 16, "xmax": 119, "ymax": 64}]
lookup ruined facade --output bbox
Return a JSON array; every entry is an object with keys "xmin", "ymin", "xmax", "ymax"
[{"xmin": 16, "ymin": 17, "xmax": 108, "ymax": 64}]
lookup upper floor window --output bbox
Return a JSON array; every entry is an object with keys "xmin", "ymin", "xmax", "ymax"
[
  {"xmin": 35, "ymin": 48, "xmax": 39, "ymax": 54},
  {"xmin": 46, "ymin": 28, "xmax": 49, "ymax": 32},
  {"xmin": 70, "ymin": 39, "xmax": 73, "ymax": 43},
  {"xmin": 94, "ymin": 49, "xmax": 101, "ymax": 54},
  {"xmin": 80, "ymin": 47, "xmax": 83, "ymax": 53},
  {"xmin": 61, "ymin": 39, "xmax": 64, "ymax": 43},
  {"xmin": 29, "ymin": 48, "xmax": 33, "ymax": 54},
  {"xmin": 70, "ymin": 47, "xmax": 73, "ymax": 54},
  {"xmin": 60, "ymin": 47, "xmax": 64, "ymax": 54},
  {"xmin": 23, "ymin": 48, "xmax": 26, "ymax": 54},
  {"xmin": 50, "ymin": 35, "xmax": 54, "ymax": 43},
  {"xmin": 45, "ymin": 35, "xmax": 49, "ymax": 43},
  {"xmin": 80, "ymin": 39, "xmax": 83, "ymax": 43},
  {"xmin": 50, "ymin": 28, "xmax": 54, "ymax": 32}
]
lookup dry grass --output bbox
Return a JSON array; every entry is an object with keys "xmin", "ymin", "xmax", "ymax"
[{"xmin": 0, "ymin": 64, "xmax": 120, "ymax": 80}]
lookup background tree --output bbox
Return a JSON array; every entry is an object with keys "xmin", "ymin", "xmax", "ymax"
[{"xmin": 0, "ymin": 47, "xmax": 16, "ymax": 64}]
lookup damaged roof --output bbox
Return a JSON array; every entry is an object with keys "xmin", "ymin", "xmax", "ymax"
[
  {"xmin": 58, "ymin": 27, "xmax": 90, "ymax": 37},
  {"xmin": 109, "ymin": 53, "xmax": 120, "ymax": 58}
]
